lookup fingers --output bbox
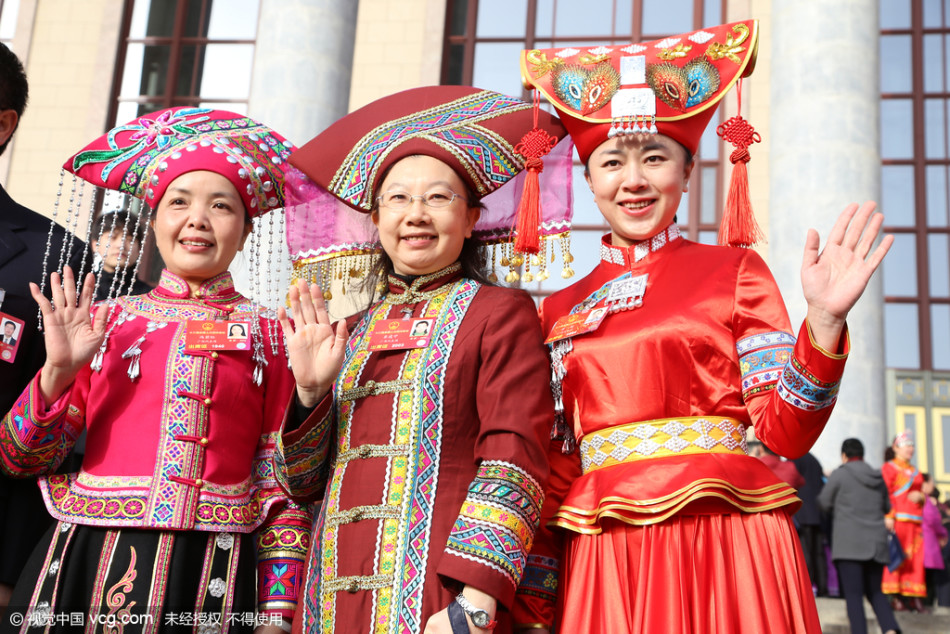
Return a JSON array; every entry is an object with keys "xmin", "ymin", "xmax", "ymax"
[
  {"xmin": 276, "ymin": 306, "xmax": 296, "ymax": 340},
  {"xmin": 801, "ymin": 228, "xmax": 820, "ymax": 268},
  {"xmin": 61, "ymin": 266, "xmax": 79, "ymax": 308},
  {"xmin": 77, "ymin": 272, "xmax": 97, "ymax": 312},
  {"xmin": 865, "ymin": 233, "xmax": 894, "ymax": 273},
  {"xmin": 48, "ymin": 271, "xmax": 66, "ymax": 310},
  {"xmin": 29, "ymin": 282, "xmax": 54, "ymax": 315},
  {"xmin": 295, "ymin": 279, "xmax": 318, "ymax": 325},
  {"xmin": 824, "ymin": 202, "xmax": 859, "ymax": 247},
  {"xmin": 309, "ymin": 284, "xmax": 331, "ymax": 326},
  {"xmin": 91, "ymin": 302, "xmax": 110, "ymax": 337},
  {"xmin": 333, "ymin": 319, "xmax": 349, "ymax": 352},
  {"xmin": 853, "ymin": 209, "xmax": 885, "ymax": 260},
  {"xmin": 842, "ymin": 201, "xmax": 877, "ymax": 252}
]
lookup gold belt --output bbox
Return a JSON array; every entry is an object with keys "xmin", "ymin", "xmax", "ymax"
[{"xmin": 579, "ymin": 416, "xmax": 748, "ymax": 474}]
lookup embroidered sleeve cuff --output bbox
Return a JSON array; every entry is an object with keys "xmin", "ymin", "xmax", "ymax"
[
  {"xmin": 257, "ymin": 502, "xmax": 311, "ymax": 618},
  {"xmin": 515, "ymin": 554, "xmax": 558, "ymax": 604},
  {"xmin": 440, "ymin": 461, "xmax": 544, "ymax": 607},
  {"xmin": 0, "ymin": 377, "xmax": 79, "ymax": 476},
  {"xmin": 274, "ymin": 393, "xmax": 333, "ymax": 501}
]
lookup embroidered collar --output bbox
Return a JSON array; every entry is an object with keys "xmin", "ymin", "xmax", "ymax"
[
  {"xmin": 599, "ymin": 224, "xmax": 682, "ymax": 267},
  {"xmin": 154, "ymin": 269, "xmax": 240, "ymax": 300},
  {"xmin": 383, "ymin": 262, "xmax": 462, "ymax": 304}
]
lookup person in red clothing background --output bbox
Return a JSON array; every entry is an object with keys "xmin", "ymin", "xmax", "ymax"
[{"xmin": 882, "ymin": 430, "xmax": 927, "ymax": 612}]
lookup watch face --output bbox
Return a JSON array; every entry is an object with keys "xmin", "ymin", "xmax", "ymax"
[{"xmin": 472, "ymin": 611, "xmax": 490, "ymax": 628}]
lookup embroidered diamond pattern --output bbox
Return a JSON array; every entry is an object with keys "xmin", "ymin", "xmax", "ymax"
[
  {"xmin": 663, "ymin": 436, "xmax": 690, "ymax": 453},
  {"xmin": 588, "ymin": 46, "xmax": 612, "ymax": 55},
  {"xmin": 692, "ymin": 434, "xmax": 719, "ymax": 450},
  {"xmin": 587, "ymin": 435, "xmax": 606, "ymax": 450},
  {"xmin": 632, "ymin": 424, "xmax": 657, "ymax": 440},
  {"xmin": 656, "ymin": 37, "xmax": 682, "ymax": 49},
  {"xmin": 661, "ymin": 420, "xmax": 687, "ymax": 437},
  {"xmin": 556, "ymin": 48, "xmax": 579, "ymax": 58},
  {"xmin": 688, "ymin": 30, "xmax": 715, "ymax": 43},
  {"xmin": 719, "ymin": 434, "xmax": 740, "ymax": 450},
  {"xmin": 634, "ymin": 439, "xmax": 660, "ymax": 456},
  {"xmin": 634, "ymin": 243, "xmax": 649, "ymax": 261},
  {"xmin": 590, "ymin": 449, "xmax": 609, "ymax": 466},
  {"xmin": 607, "ymin": 429, "xmax": 631, "ymax": 446},
  {"xmin": 609, "ymin": 445, "xmax": 634, "ymax": 462},
  {"xmin": 621, "ymin": 44, "xmax": 647, "ymax": 54}
]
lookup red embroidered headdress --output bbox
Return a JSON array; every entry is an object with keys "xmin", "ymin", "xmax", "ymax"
[
  {"xmin": 520, "ymin": 20, "xmax": 763, "ymax": 247},
  {"xmin": 284, "ymin": 85, "xmax": 576, "ymax": 293}
]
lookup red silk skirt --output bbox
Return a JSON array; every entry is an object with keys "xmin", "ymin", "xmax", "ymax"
[
  {"xmin": 558, "ymin": 510, "xmax": 820, "ymax": 633},
  {"xmin": 882, "ymin": 520, "xmax": 926, "ymax": 597}
]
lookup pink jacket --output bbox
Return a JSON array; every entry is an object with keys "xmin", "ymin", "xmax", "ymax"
[{"xmin": 923, "ymin": 497, "xmax": 948, "ymax": 570}]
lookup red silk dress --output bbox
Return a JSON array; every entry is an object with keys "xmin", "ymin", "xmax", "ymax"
[
  {"xmin": 881, "ymin": 458, "xmax": 926, "ymax": 597},
  {"xmin": 513, "ymin": 227, "xmax": 849, "ymax": 633}
]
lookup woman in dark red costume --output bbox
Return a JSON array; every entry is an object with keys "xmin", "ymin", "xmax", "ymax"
[{"xmin": 512, "ymin": 20, "xmax": 892, "ymax": 633}]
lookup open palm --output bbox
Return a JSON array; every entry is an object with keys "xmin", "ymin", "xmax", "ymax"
[
  {"xmin": 31, "ymin": 266, "xmax": 108, "ymax": 401},
  {"xmin": 277, "ymin": 280, "xmax": 348, "ymax": 408},
  {"xmin": 801, "ymin": 202, "xmax": 893, "ymax": 348}
]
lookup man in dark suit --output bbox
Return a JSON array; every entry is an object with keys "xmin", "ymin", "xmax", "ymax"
[
  {"xmin": 1, "ymin": 320, "xmax": 16, "ymax": 346},
  {"xmin": 0, "ymin": 42, "xmax": 84, "ymax": 611},
  {"xmin": 794, "ymin": 451, "xmax": 829, "ymax": 597}
]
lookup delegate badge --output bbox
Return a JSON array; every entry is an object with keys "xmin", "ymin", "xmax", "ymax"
[
  {"xmin": 368, "ymin": 318, "xmax": 433, "ymax": 351},
  {"xmin": 545, "ymin": 308, "xmax": 608, "ymax": 344},
  {"xmin": 185, "ymin": 320, "xmax": 251, "ymax": 351},
  {"xmin": 0, "ymin": 311, "xmax": 25, "ymax": 363}
]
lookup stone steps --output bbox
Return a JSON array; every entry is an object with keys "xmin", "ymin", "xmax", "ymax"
[{"xmin": 816, "ymin": 596, "xmax": 950, "ymax": 633}]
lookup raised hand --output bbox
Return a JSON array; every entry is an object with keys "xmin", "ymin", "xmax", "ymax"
[
  {"xmin": 277, "ymin": 280, "xmax": 349, "ymax": 408},
  {"xmin": 801, "ymin": 201, "xmax": 893, "ymax": 351},
  {"xmin": 32, "ymin": 266, "xmax": 109, "ymax": 403}
]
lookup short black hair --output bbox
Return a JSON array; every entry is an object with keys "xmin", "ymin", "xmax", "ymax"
[
  {"xmin": 0, "ymin": 43, "xmax": 28, "ymax": 156},
  {"xmin": 841, "ymin": 438, "xmax": 864, "ymax": 459},
  {"xmin": 91, "ymin": 211, "xmax": 145, "ymax": 245}
]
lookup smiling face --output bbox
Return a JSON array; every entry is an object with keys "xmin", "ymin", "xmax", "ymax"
[
  {"xmin": 151, "ymin": 170, "xmax": 250, "ymax": 293},
  {"xmin": 372, "ymin": 155, "xmax": 480, "ymax": 276},
  {"xmin": 585, "ymin": 133, "xmax": 693, "ymax": 247}
]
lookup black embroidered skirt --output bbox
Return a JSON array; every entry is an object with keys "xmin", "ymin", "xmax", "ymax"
[{"xmin": 2, "ymin": 521, "xmax": 257, "ymax": 633}]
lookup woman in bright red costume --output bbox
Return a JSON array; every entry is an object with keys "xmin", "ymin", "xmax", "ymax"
[
  {"xmin": 511, "ymin": 21, "xmax": 892, "ymax": 633},
  {"xmin": 881, "ymin": 430, "xmax": 927, "ymax": 610}
]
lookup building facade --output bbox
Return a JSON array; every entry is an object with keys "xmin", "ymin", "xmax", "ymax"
[{"xmin": 0, "ymin": 0, "xmax": 945, "ymax": 484}]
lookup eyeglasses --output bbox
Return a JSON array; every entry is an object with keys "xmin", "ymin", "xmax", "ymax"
[{"xmin": 377, "ymin": 189, "xmax": 466, "ymax": 210}]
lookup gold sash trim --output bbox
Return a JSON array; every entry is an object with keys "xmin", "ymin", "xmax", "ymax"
[{"xmin": 579, "ymin": 416, "xmax": 748, "ymax": 474}]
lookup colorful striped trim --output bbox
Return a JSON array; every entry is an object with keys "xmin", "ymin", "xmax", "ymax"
[{"xmin": 445, "ymin": 461, "xmax": 544, "ymax": 589}]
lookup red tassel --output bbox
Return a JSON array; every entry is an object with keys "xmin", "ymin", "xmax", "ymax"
[
  {"xmin": 716, "ymin": 80, "xmax": 764, "ymax": 248},
  {"xmin": 513, "ymin": 92, "xmax": 557, "ymax": 255},
  {"xmin": 718, "ymin": 149, "xmax": 764, "ymax": 247}
]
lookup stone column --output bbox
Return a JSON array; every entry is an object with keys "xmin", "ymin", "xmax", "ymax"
[
  {"xmin": 768, "ymin": 0, "xmax": 887, "ymax": 467},
  {"xmin": 248, "ymin": 0, "xmax": 359, "ymax": 143},
  {"xmin": 241, "ymin": 0, "xmax": 359, "ymax": 307}
]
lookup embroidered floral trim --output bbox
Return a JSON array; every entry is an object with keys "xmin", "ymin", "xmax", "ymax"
[
  {"xmin": 445, "ymin": 461, "xmax": 544, "ymax": 589},
  {"xmin": 516, "ymin": 554, "xmax": 558, "ymax": 602}
]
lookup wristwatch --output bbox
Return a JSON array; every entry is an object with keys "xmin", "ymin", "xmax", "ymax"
[{"xmin": 454, "ymin": 592, "xmax": 498, "ymax": 630}]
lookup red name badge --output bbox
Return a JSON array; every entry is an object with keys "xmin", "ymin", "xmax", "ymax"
[
  {"xmin": 185, "ymin": 320, "xmax": 251, "ymax": 351},
  {"xmin": 545, "ymin": 308, "xmax": 608, "ymax": 344},
  {"xmin": 368, "ymin": 318, "xmax": 433, "ymax": 351},
  {"xmin": 0, "ymin": 312, "xmax": 25, "ymax": 363}
]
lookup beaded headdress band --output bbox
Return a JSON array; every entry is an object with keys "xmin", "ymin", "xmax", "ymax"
[
  {"xmin": 42, "ymin": 107, "xmax": 294, "ymax": 382},
  {"xmin": 284, "ymin": 85, "xmax": 575, "ymax": 301},
  {"xmin": 521, "ymin": 19, "xmax": 762, "ymax": 248}
]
